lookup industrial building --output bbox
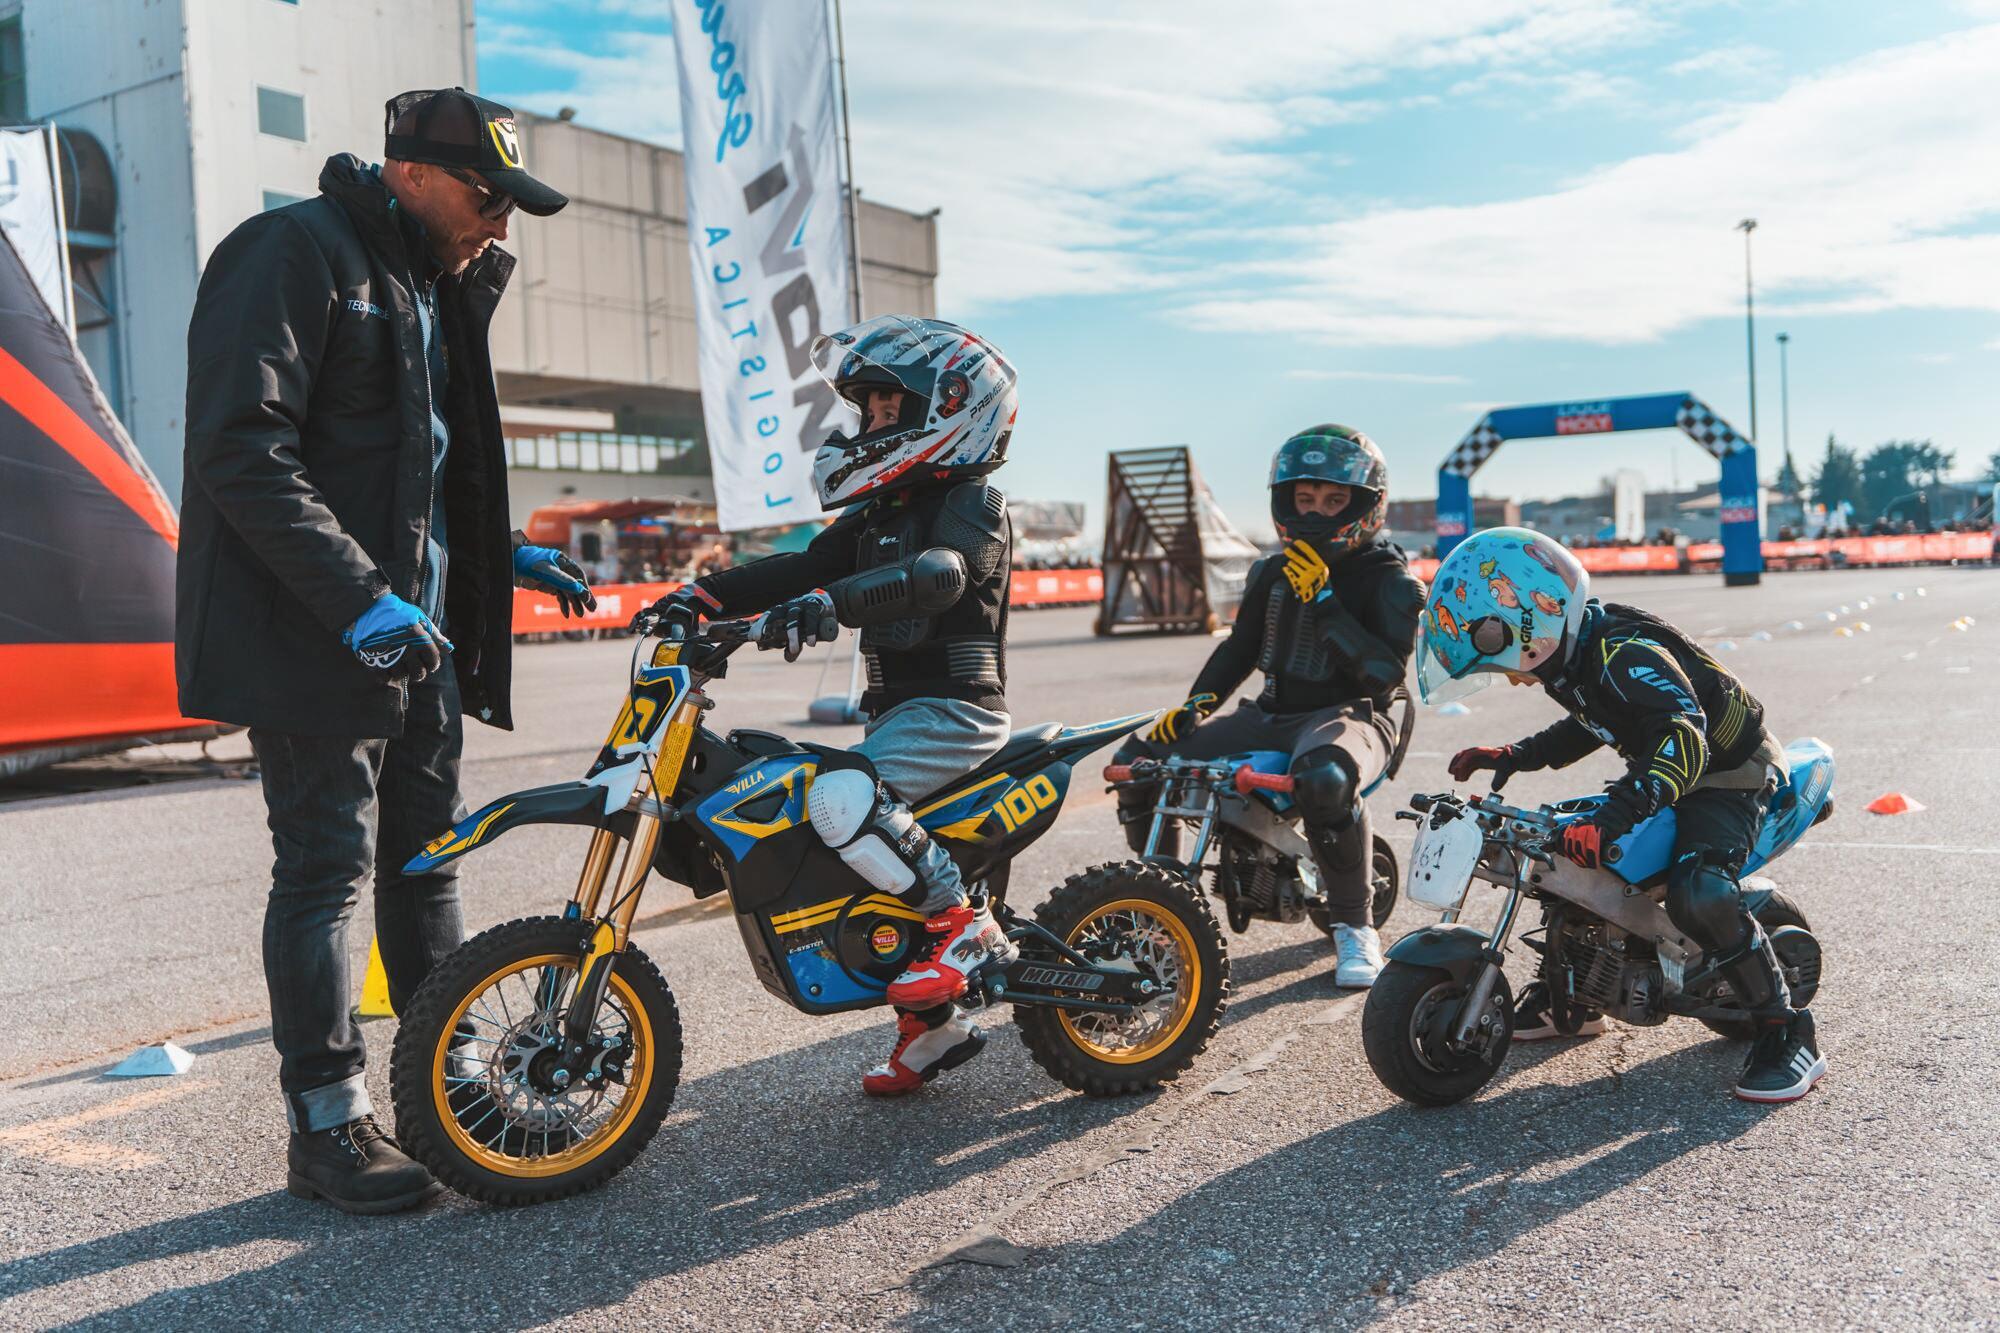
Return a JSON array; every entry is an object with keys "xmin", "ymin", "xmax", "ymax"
[{"xmin": 7, "ymin": 0, "xmax": 939, "ymax": 524}]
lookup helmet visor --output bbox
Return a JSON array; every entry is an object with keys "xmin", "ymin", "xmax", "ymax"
[
  {"xmin": 1271, "ymin": 435, "xmax": 1383, "ymax": 489},
  {"xmin": 1414, "ymin": 601, "xmax": 1520, "ymax": 704}
]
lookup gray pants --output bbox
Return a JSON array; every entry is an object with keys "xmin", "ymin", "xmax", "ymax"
[
  {"xmin": 1115, "ymin": 699, "xmax": 1391, "ymax": 927},
  {"xmin": 850, "ymin": 697, "xmax": 1010, "ymax": 914},
  {"xmin": 854, "ymin": 697, "xmax": 1010, "ymax": 803}
]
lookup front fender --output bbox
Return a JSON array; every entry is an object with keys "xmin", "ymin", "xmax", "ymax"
[
  {"xmin": 403, "ymin": 781, "xmax": 613, "ymax": 874},
  {"xmin": 1384, "ymin": 923, "xmax": 1493, "ymax": 987}
]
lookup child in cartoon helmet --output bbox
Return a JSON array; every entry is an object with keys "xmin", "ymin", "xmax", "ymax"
[{"xmin": 1415, "ymin": 527, "xmax": 1825, "ymax": 1104}]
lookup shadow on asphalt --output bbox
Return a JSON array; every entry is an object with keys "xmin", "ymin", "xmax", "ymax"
[
  {"xmin": 2, "ymin": 933, "xmax": 1348, "ymax": 1326},
  {"xmin": 896, "ymin": 1041, "xmax": 1769, "ymax": 1327}
]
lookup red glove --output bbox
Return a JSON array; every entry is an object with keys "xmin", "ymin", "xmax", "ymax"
[
  {"xmin": 1559, "ymin": 820, "xmax": 1604, "ymax": 869},
  {"xmin": 1448, "ymin": 745, "xmax": 1519, "ymax": 789}
]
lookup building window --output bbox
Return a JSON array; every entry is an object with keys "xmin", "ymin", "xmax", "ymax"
[
  {"xmin": 0, "ymin": 19, "xmax": 24, "ymax": 124},
  {"xmin": 257, "ymin": 87, "xmax": 307, "ymax": 142},
  {"xmin": 504, "ymin": 431, "xmax": 696, "ymax": 474},
  {"xmin": 262, "ymin": 189, "xmax": 307, "ymax": 212}
]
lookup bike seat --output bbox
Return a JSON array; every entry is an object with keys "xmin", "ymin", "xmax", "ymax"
[{"xmin": 964, "ymin": 723, "xmax": 1065, "ymax": 781}]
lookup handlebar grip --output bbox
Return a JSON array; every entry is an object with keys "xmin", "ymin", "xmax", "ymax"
[
  {"xmin": 1234, "ymin": 766, "xmax": 1295, "ymax": 796},
  {"xmin": 1103, "ymin": 764, "xmax": 1134, "ymax": 782},
  {"xmin": 1603, "ymin": 843, "xmax": 1622, "ymax": 865}
]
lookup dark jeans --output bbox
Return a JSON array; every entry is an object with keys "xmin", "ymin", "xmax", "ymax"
[
  {"xmin": 249, "ymin": 665, "xmax": 467, "ymax": 1132},
  {"xmin": 1116, "ymin": 699, "xmax": 1392, "ymax": 927},
  {"xmin": 1665, "ymin": 781, "xmax": 1790, "ymax": 1018}
]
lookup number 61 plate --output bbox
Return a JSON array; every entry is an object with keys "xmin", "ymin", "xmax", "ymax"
[{"xmin": 1407, "ymin": 812, "xmax": 1484, "ymax": 910}]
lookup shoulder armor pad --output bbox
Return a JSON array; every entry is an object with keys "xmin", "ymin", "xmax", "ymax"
[
  {"xmin": 936, "ymin": 483, "xmax": 1009, "ymax": 579},
  {"xmin": 1385, "ymin": 569, "xmax": 1427, "ymax": 614}
]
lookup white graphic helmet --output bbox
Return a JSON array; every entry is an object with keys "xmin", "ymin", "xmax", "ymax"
[{"xmin": 809, "ymin": 315, "xmax": 1018, "ymax": 509}]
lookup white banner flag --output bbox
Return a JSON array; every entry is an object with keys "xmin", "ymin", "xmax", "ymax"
[
  {"xmin": 672, "ymin": 0, "xmax": 853, "ymax": 531},
  {"xmin": 0, "ymin": 128, "xmax": 72, "ymax": 330}
]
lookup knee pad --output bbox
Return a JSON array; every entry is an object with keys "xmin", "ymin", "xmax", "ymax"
[
  {"xmin": 809, "ymin": 768, "xmax": 928, "ymax": 897},
  {"xmin": 1665, "ymin": 853, "xmax": 1751, "ymax": 953},
  {"xmin": 1291, "ymin": 746, "xmax": 1358, "ymax": 833}
]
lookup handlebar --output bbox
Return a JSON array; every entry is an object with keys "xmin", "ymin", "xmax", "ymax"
[
  {"xmin": 1100, "ymin": 756, "xmax": 1296, "ymax": 797},
  {"xmin": 1233, "ymin": 767, "xmax": 1295, "ymax": 796}
]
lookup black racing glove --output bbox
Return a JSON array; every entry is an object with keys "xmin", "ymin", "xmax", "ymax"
[
  {"xmin": 756, "ymin": 590, "xmax": 838, "ymax": 662},
  {"xmin": 631, "ymin": 583, "xmax": 722, "ymax": 638}
]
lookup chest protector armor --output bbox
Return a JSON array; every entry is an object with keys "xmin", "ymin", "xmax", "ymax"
[{"xmin": 853, "ymin": 483, "xmax": 1011, "ymax": 713}]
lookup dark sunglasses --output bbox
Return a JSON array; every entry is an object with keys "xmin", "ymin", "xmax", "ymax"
[{"xmin": 437, "ymin": 165, "xmax": 516, "ymax": 221}]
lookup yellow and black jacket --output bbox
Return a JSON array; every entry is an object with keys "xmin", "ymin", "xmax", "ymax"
[{"xmin": 1511, "ymin": 601, "xmax": 1767, "ymax": 834}]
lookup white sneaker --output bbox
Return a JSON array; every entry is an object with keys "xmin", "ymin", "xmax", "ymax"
[{"xmin": 1333, "ymin": 924, "xmax": 1384, "ymax": 988}]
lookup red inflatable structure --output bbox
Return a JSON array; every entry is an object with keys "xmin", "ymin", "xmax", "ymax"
[{"xmin": 0, "ymin": 229, "xmax": 214, "ymax": 775}]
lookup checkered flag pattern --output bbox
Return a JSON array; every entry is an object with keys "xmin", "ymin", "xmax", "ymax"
[
  {"xmin": 1676, "ymin": 396, "xmax": 1748, "ymax": 458},
  {"xmin": 1442, "ymin": 419, "xmax": 1502, "ymax": 477}
]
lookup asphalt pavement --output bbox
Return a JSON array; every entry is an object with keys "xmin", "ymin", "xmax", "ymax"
[{"xmin": 2, "ymin": 566, "xmax": 1997, "ymax": 1329}]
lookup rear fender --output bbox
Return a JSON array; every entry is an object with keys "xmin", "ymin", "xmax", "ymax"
[
  {"xmin": 403, "ymin": 781, "xmax": 613, "ymax": 874},
  {"xmin": 1384, "ymin": 923, "xmax": 1493, "ymax": 988}
]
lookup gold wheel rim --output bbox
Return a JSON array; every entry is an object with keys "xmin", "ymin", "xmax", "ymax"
[
  {"xmin": 1057, "ymin": 897, "xmax": 1202, "ymax": 1065},
  {"xmin": 430, "ymin": 950, "xmax": 655, "ymax": 1179}
]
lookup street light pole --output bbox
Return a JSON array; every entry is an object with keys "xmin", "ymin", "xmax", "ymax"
[
  {"xmin": 1777, "ymin": 331, "xmax": 1792, "ymax": 485},
  {"xmin": 1736, "ymin": 218, "xmax": 1758, "ymax": 443}
]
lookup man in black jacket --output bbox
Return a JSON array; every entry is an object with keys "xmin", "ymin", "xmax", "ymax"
[
  {"xmin": 177, "ymin": 89, "xmax": 589, "ymax": 1213},
  {"xmin": 1113, "ymin": 426, "xmax": 1425, "ymax": 989}
]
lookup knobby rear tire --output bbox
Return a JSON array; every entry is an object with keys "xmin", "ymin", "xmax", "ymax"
[{"xmin": 1015, "ymin": 860, "xmax": 1231, "ymax": 1096}]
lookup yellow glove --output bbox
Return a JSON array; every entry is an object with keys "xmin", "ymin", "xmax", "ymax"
[
  {"xmin": 1281, "ymin": 538, "xmax": 1331, "ymax": 602},
  {"xmin": 1145, "ymin": 692, "xmax": 1218, "ymax": 744}
]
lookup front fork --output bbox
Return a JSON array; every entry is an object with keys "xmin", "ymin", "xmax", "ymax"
[
  {"xmin": 1142, "ymin": 773, "xmax": 1221, "ymax": 868},
  {"xmin": 1451, "ymin": 877, "xmax": 1527, "ymax": 1048},
  {"xmin": 525, "ymin": 790, "xmax": 670, "ymax": 1093}
]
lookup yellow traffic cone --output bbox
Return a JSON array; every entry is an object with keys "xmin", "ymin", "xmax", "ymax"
[{"xmin": 357, "ymin": 937, "xmax": 396, "ymax": 1018}]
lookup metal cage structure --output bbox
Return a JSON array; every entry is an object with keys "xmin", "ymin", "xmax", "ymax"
[{"xmin": 1095, "ymin": 447, "xmax": 1259, "ymax": 635}]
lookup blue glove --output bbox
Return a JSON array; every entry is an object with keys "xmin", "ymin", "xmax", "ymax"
[
  {"xmin": 512, "ymin": 543, "xmax": 598, "ymax": 618},
  {"xmin": 343, "ymin": 592, "xmax": 451, "ymax": 681}
]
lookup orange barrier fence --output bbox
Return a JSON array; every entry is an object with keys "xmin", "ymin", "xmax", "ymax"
[
  {"xmin": 1011, "ymin": 567, "xmax": 1104, "ymax": 606},
  {"xmin": 1411, "ymin": 533, "xmax": 1993, "ymax": 585},
  {"xmin": 513, "ymin": 568, "xmax": 1108, "ymax": 636},
  {"xmin": 517, "ymin": 538, "xmax": 1993, "ymax": 634}
]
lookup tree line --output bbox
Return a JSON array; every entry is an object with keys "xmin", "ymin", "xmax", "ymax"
[{"xmin": 1807, "ymin": 436, "xmax": 1994, "ymax": 525}]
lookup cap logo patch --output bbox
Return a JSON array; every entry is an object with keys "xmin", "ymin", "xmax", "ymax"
[
  {"xmin": 489, "ymin": 117, "xmax": 522, "ymax": 169},
  {"xmin": 1302, "ymin": 450, "xmax": 1326, "ymax": 464}
]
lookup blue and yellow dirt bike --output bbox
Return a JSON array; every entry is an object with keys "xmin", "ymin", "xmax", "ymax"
[{"xmin": 388, "ymin": 619, "xmax": 1231, "ymax": 1205}]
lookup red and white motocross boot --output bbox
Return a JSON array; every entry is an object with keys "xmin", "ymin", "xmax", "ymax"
[
  {"xmin": 884, "ymin": 903, "xmax": 1018, "ymax": 1008},
  {"xmin": 862, "ymin": 1007, "xmax": 986, "ymax": 1097}
]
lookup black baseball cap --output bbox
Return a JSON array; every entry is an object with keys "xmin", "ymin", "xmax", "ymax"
[{"xmin": 384, "ymin": 88, "xmax": 568, "ymax": 217}]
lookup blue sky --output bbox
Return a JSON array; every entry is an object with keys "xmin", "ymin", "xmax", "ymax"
[{"xmin": 478, "ymin": 1, "xmax": 2000, "ymax": 539}]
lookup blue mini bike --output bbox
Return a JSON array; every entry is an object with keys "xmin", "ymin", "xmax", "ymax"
[{"xmin": 1363, "ymin": 738, "xmax": 1835, "ymax": 1105}]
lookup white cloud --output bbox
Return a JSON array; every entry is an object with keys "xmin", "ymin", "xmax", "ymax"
[
  {"xmin": 834, "ymin": 0, "xmax": 1672, "ymax": 307},
  {"xmin": 487, "ymin": 1, "xmax": 1683, "ymax": 307},
  {"xmin": 1177, "ymin": 26, "xmax": 2000, "ymax": 346},
  {"xmin": 1285, "ymin": 369, "xmax": 1470, "ymax": 383},
  {"xmin": 1665, "ymin": 44, "xmax": 1778, "ymax": 80}
]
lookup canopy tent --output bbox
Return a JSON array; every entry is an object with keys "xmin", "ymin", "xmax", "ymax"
[{"xmin": 0, "ymin": 224, "xmax": 215, "ymax": 775}]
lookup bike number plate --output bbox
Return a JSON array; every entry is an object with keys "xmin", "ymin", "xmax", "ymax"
[{"xmin": 1408, "ymin": 813, "xmax": 1482, "ymax": 910}]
